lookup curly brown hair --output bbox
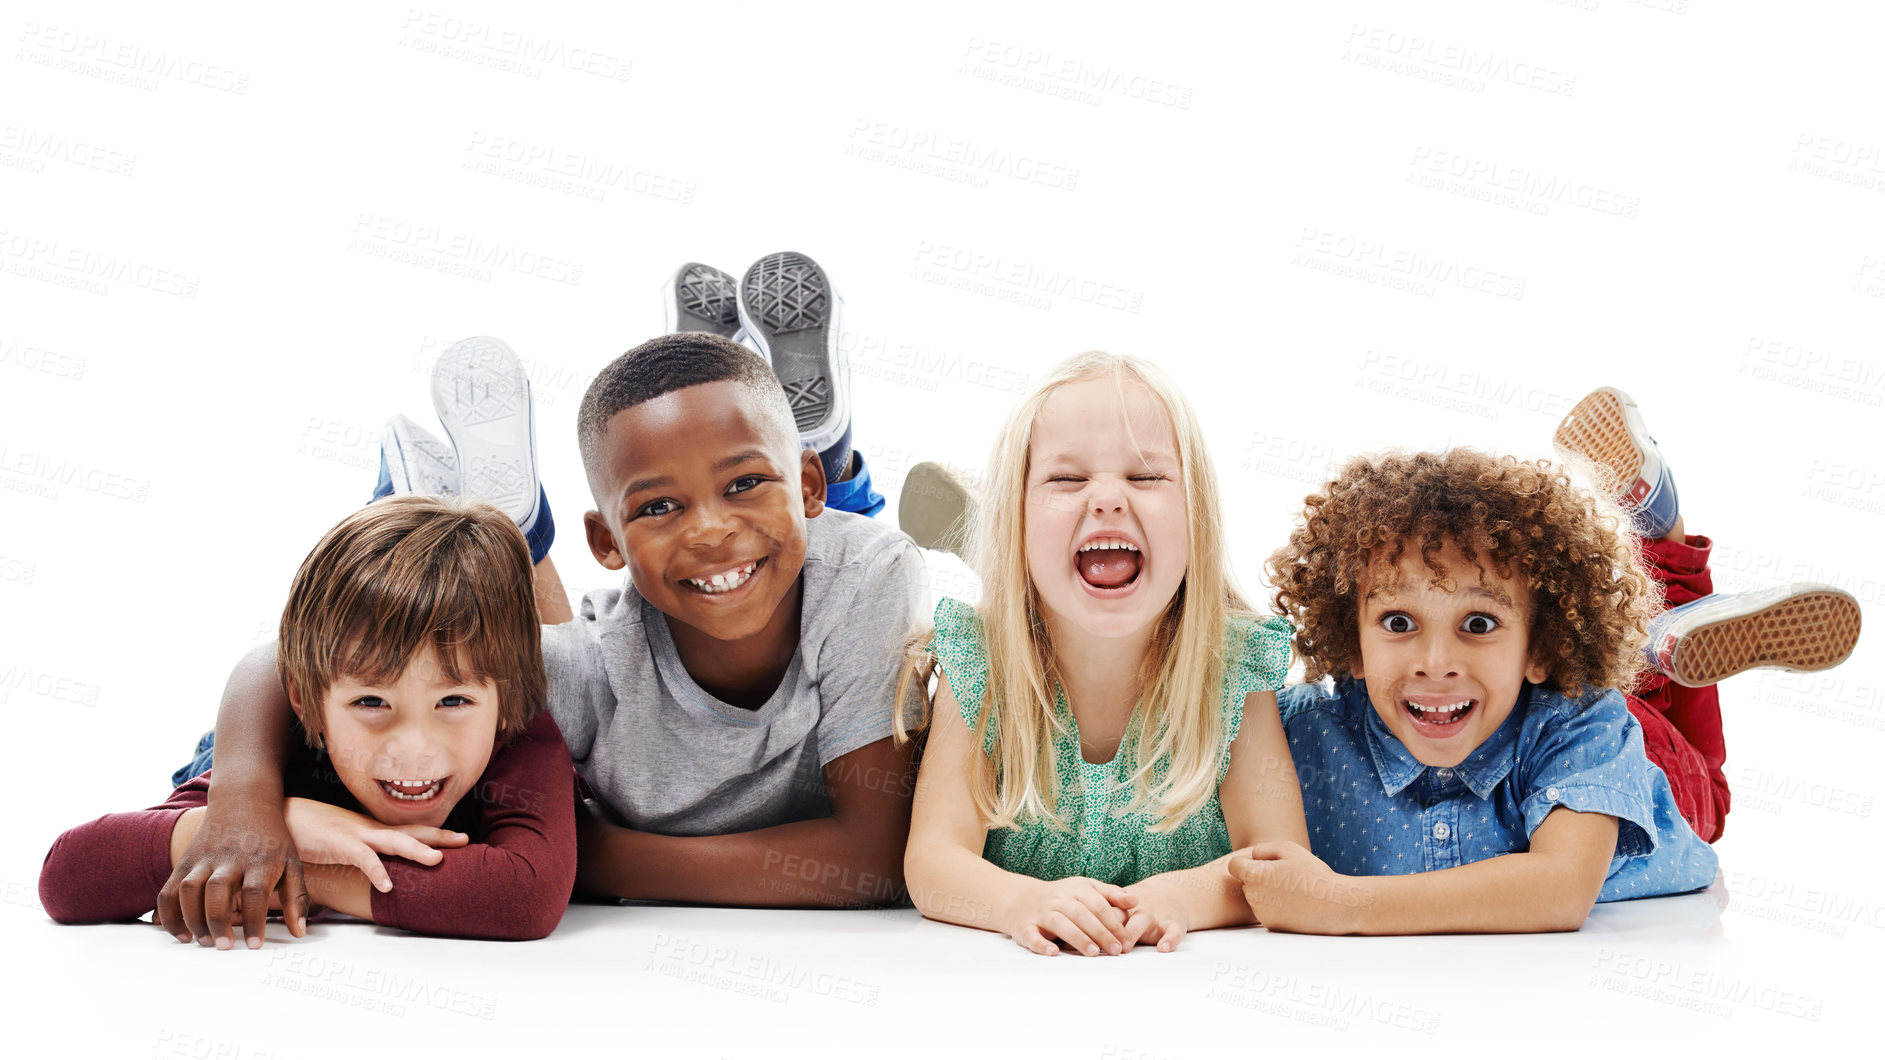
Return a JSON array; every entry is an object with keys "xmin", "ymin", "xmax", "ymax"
[{"xmin": 1265, "ymin": 448, "xmax": 1657, "ymax": 696}]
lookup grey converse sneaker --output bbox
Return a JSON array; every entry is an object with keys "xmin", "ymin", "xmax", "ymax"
[
  {"xmin": 737, "ymin": 251, "xmax": 851, "ymax": 484},
  {"xmin": 663, "ymin": 262, "xmax": 749, "ymax": 344}
]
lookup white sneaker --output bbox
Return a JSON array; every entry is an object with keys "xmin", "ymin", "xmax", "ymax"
[
  {"xmin": 429, "ymin": 336, "xmax": 540, "ymax": 531},
  {"xmin": 373, "ymin": 414, "xmax": 459, "ymax": 499}
]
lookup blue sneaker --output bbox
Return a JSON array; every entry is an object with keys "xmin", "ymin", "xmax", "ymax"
[
  {"xmin": 430, "ymin": 337, "xmax": 541, "ymax": 532},
  {"xmin": 663, "ymin": 262, "xmax": 751, "ymax": 345},
  {"xmin": 737, "ymin": 251, "xmax": 852, "ymax": 485},
  {"xmin": 1554, "ymin": 387, "xmax": 1680, "ymax": 539},
  {"xmin": 370, "ymin": 413, "xmax": 459, "ymax": 502},
  {"xmin": 1644, "ymin": 583, "xmax": 1862, "ymax": 688}
]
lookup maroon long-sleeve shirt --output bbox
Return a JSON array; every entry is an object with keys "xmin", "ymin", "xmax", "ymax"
[{"xmin": 40, "ymin": 712, "xmax": 577, "ymax": 941}]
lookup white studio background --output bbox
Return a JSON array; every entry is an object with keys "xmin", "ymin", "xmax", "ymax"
[{"xmin": 3, "ymin": 0, "xmax": 1882, "ymax": 1055}]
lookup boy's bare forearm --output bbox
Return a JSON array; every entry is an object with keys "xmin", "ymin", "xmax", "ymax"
[
  {"xmin": 578, "ymin": 815, "xmax": 906, "ymax": 909},
  {"xmin": 1341, "ymin": 852, "xmax": 1606, "ymax": 934},
  {"xmin": 1129, "ymin": 854, "xmax": 1254, "ymax": 932},
  {"xmin": 302, "ymin": 864, "xmax": 373, "ymax": 920},
  {"xmin": 205, "ymin": 643, "xmax": 297, "ymax": 799},
  {"xmin": 169, "ymin": 807, "xmax": 208, "ymax": 867}
]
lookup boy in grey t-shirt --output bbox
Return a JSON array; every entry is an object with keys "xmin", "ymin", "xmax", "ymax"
[
  {"xmin": 556, "ymin": 330, "xmax": 925, "ymax": 908},
  {"xmin": 546, "ymin": 508, "xmax": 920, "ymax": 836}
]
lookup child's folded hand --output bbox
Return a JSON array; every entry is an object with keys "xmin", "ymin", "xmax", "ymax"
[
  {"xmin": 1229, "ymin": 841, "xmax": 1368, "ymax": 935},
  {"xmin": 1110, "ymin": 886, "xmax": 1189, "ymax": 953},
  {"xmin": 1005, "ymin": 877, "xmax": 1138, "ymax": 956},
  {"xmin": 282, "ymin": 798, "xmax": 468, "ymax": 894}
]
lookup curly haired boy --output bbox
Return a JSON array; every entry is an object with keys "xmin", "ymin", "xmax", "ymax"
[{"xmin": 1234, "ymin": 388, "xmax": 1861, "ymax": 934}]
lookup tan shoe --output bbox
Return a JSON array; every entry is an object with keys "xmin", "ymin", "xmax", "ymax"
[{"xmin": 898, "ymin": 462, "xmax": 974, "ymax": 559}]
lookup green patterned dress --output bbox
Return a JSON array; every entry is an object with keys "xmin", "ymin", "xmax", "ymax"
[{"xmin": 930, "ymin": 596, "xmax": 1293, "ymax": 886}]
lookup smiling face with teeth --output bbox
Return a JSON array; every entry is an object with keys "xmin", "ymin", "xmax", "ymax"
[
  {"xmin": 290, "ymin": 644, "xmax": 503, "ymax": 829},
  {"xmin": 1024, "ymin": 376, "xmax": 1189, "ymax": 644},
  {"xmin": 1354, "ymin": 541, "xmax": 1550, "ymax": 767},
  {"xmin": 582, "ymin": 380, "xmax": 824, "ymax": 706}
]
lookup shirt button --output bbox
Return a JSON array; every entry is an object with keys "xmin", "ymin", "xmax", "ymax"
[
  {"xmin": 1435, "ymin": 768, "xmax": 1454, "ymax": 781},
  {"xmin": 1432, "ymin": 822, "xmax": 1450, "ymax": 840},
  {"xmin": 1546, "ymin": 787, "xmax": 1561, "ymax": 801}
]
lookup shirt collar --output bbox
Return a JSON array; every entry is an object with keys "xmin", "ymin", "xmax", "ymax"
[
  {"xmin": 1353, "ymin": 681, "xmax": 1428, "ymax": 797},
  {"xmin": 1353, "ymin": 679, "xmax": 1530, "ymax": 798},
  {"xmin": 1451, "ymin": 686, "xmax": 1529, "ymax": 798}
]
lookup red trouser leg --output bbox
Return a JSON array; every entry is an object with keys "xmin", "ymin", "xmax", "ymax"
[{"xmin": 1626, "ymin": 533, "xmax": 1732, "ymax": 843}]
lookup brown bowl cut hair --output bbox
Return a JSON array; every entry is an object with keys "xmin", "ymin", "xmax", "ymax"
[
  {"xmin": 277, "ymin": 495, "xmax": 546, "ymax": 745},
  {"xmin": 1265, "ymin": 448, "xmax": 1657, "ymax": 697}
]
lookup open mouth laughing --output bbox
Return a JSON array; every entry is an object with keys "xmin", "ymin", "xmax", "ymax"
[
  {"xmin": 1400, "ymin": 694, "xmax": 1479, "ymax": 738},
  {"xmin": 376, "ymin": 777, "xmax": 448, "ymax": 804},
  {"xmin": 1075, "ymin": 535, "xmax": 1143, "ymax": 594},
  {"xmin": 681, "ymin": 556, "xmax": 767, "ymax": 596}
]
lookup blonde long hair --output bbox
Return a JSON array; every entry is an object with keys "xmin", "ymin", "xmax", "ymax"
[{"xmin": 899, "ymin": 352, "xmax": 1250, "ymax": 832}]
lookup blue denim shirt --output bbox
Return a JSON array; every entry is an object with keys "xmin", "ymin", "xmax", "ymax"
[{"xmin": 1279, "ymin": 678, "xmax": 1718, "ymax": 902}]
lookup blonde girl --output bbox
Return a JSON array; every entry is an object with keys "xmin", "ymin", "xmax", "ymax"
[{"xmin": 899, "ymin": 352, "xmax": 1308, "ymax": 956}]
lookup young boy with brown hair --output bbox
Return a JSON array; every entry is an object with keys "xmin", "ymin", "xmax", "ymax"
[
  {"xmin": 163, "ymin": 253, "xmax": 924, "ymax": 942},
  {"xmin": 40, "ymin": 496, "xmax": 577, "ymax": 942},
  {"xmin": 1235, "ymin": 388, "xmax": 1862, "ymax": 933}
]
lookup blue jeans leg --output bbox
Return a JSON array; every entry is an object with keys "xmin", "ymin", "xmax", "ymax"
[
  {"xmin": 171, "ymin": 730, "xmax": 216, "ymax": 787},
  {"xmin": 824, "ymin": 450, "xmax": 885, "ymax": 518}
]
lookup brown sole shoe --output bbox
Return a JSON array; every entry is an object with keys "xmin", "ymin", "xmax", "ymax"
[
  {"xmin": 1555, "ymin": 387, "xmax": 1644, "ymax": 486},
  {"xmin": 1554, "ymin": 385, "xmax": 1681, "ymax": 538},
  {"xmin": 1658, "ymin": 585, "xmax": 1863, "ymax": 688}
]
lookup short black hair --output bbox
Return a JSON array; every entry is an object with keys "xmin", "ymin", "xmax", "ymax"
[{"xmin": 577, "ymin": 332, "xmax": 797, "ymax": 495}]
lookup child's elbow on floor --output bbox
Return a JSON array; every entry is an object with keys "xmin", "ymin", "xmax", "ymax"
[
  {"xmin": 1544, "ymin": 896, "xmax": 1601, "ymax": 933},
  {"xmin": 463, "ymin": 893, "xmax": 569, "ymax": 941},
  {"xmin": 38, "ymin": 840, "xmax": 118, "ymax": 925},
  {"xmin": 498, "ymin": 906, "xmax": 567, "ymax": 942}
]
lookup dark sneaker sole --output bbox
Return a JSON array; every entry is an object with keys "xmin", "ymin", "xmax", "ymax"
[
  {"xmin": 898, "ymin": 462, "xmax": 973, "ymax": 557},
  {"xmin": 1555, "ymin": 387, "xmax": 1644, "ymax": 487},
  {"xmin": 738, "ymin": 251, "xmax": 847, "ymax": 454},
  {"xmin": 666, "ymin": 263, "xmax": 743, "ymax": 338},
  {"xmin": 1669, "ymin": 588, "xmax": 1862, "ymax": 687}
]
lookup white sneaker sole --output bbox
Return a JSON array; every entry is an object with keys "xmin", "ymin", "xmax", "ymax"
[
  {"xmin": 381, "ymin": 414, "xmax": 459, "ymax": 496},
  {"xmin": 429, "ymin": 337, "xmax": 539, "ymax": 527}
]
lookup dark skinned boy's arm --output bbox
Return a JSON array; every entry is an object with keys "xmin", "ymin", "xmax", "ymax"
[
  {"xmin": 576, "ymin": 735, "xmax": 915, "ymax": 907},
  {"xmin": 156, "ymin": 642, "xmax": 309, "ymax": 948}
]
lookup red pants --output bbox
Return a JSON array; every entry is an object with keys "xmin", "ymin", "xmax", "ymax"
[{"xmin": 1628, "ymin": 534, "xmax": 1731, "ymax": 843}]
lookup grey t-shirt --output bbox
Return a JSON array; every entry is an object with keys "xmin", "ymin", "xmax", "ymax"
[{"xmin": 542, "ymin": 509, "xmax": 925, "ymax": 836}]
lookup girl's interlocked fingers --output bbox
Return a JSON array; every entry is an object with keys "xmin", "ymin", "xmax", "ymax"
[{"xmin": 1008, "ymin": 877, "xmax": 1139, "ymax": 956}]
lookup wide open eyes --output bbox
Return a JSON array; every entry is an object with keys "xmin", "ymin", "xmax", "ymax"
[
  {"xmin": 1376, "ymin": 612, "xmax": 1501, "ymax": 635},
  {"xmin": 1460, "ymin": 613, "xmax": 1500, "ymax": 635}
]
